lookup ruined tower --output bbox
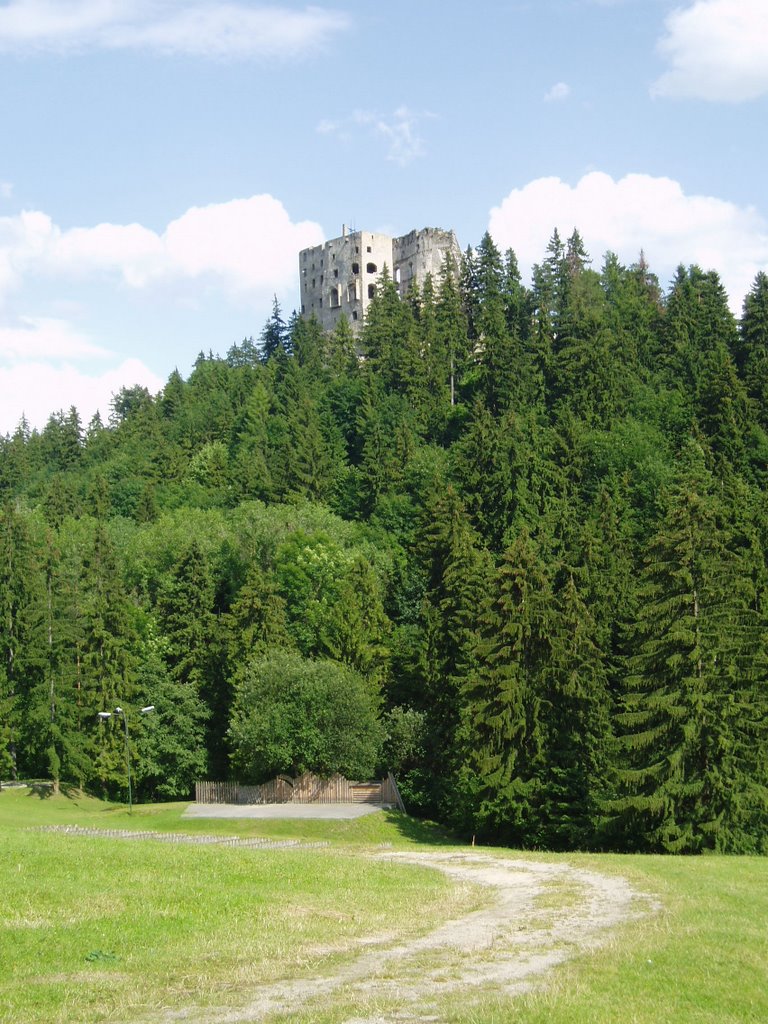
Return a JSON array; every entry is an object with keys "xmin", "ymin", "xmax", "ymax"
[{"xmin": 299, "ymin": 225, "xmax": 460, "ymax": 333}]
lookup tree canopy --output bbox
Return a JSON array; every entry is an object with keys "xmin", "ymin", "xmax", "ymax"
[{"xmin": 2, "ymin": 244, "xmax": 767, "ymax": 854}]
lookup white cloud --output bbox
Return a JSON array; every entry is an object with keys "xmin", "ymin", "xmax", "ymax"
[
  {"xmin": 0, "ymin": 357, "xmax": 165, "ymax": 435},
  {"xmin": 0, "ymin": 1, "xmax": 350, "ymax": 59},
  {"xmin": 488, "ymin": 171, "xmax": 768, "ymax": 309},
  {"xmin": 0, "ymin": 209, "xmax": 58, "ymax": 298},
  {"xmin": 544, "ymin": 81, "xmax": 571, "ymax": 102},
  {"xmin": 652, "ymin": 0, "xmax": 768, "ymax": 101},
  {"xmin": 162, "ymin": 196, "xmax": 321, "ymax": 289},
  {"xmin": 0, "ymin": 194, "xmax": 324, "ymax": 432},
  {"xmin": 0, "ymin": 315, "xmax": 108, "ymax": 360},
  {"xmin": 370, "ymin": 106, "xmax": 428, "ymax": 166},
  {"xmin": 0, "ymin": 195, "xmax": 324, "ymax": 299},
  {"xmin": 320, "ymin": 107, "xmax": 430, "ymax": 166}
]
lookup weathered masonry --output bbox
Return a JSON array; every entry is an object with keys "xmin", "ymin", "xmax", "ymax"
[{"xmin": 299, "ymin": 225, "xmax": 460, "ymax": 333}]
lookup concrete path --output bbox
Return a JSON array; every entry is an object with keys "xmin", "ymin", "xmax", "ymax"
[{"xmin": 182, "ymin": 802, "xmax": 386, "ymax": 820}]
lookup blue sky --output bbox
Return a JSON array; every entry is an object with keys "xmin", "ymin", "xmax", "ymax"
[{"xmin": 0, "ymin": 0, "xmax": 767, "ymax": 433}]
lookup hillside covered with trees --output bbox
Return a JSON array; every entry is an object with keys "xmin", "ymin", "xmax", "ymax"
[{"xmin": 2, "ymin": 229, "xmax": 768, "ymax": 854}]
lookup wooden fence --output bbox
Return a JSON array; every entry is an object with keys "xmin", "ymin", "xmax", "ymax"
[{"xmin": 196, "ymin": 772, "xmax": 405, "ymax": 811}]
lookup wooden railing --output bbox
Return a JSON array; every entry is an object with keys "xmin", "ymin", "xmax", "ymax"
[{"xmin": 195, "ymin": 772, "xmax": 404, "ymax": 810}]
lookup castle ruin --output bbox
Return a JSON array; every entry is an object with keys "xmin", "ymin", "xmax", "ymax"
[{"xmin": 299, "ymin": 226, "xmax": 460, "ymax": 333}]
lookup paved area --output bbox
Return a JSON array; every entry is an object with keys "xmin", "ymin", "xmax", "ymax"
[{"xmin": 182, "ymin": 802, "xmax": 387, "ymax": 820}]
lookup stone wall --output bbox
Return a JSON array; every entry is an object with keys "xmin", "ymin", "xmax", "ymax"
[{"xmin": 299, "ymin": 225, "xmax": 460, "ymax": 334}]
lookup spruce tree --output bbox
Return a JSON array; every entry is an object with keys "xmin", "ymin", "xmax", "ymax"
[
  {"xmin": 154, "ymin": 539, "xmax": 215, "ymax": 782},
  {"xmin": 738, "ymin": 272, "xmax": 768, "ymax": 427},
  {"xmin": 539, "ymin": 573, "xmax": 614, "ymax": 849},
  {"xmin": 259, "ymin": 296, "xmax": 289, "ymax": 363},
  {"xmin": 433, "ymin": 255, "xmax": 470, "ymax": 413},
  {"xmin": 458, "ymin": 530, "xmax": 552, "ymax": 844},
  {"xmin": 613, "ymin": 443, "xmax": 768, "ymax": 852}
]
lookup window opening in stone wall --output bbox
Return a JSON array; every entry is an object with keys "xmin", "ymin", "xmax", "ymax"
[
  {"xmin": 368, "ymin": 284, "xmax": 375, "ymax": 299},
  {"xmin": 301, "ymin": 304, "xmax": 305, "ymax": 313},
  {"xmin": 347, "ymin": 283, "xmax": 356, "ymax": 303},
  {"xmin": 366, "ymin": 263, "xmax": 377, "ymax": 274},
  {"xmin": 352, "ymin": 262, "xmax": 360, "ymax": 274},
  {"xmin": 330, "ymin": 287, "xmax": 340, "ymax": 308},
  {"xmin": 312, "ymin": 278, "xmax": 316, "ymax": 288},
  {"xmin": 394, "ymin": 267, "xmax": 401, "ymax": 284},
  {"xmin": 352, "ymin": 311, "xmax": 358, "ymax": 321},
  {"xmin": 334, "ymin": 269, "xmax": 339, "ymax": 278},
  {"xmin": 367, "ymin": 246, "xmax": 372, "ymax": 253}
]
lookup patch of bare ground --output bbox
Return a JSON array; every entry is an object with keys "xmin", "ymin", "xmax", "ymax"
[{"xmin": 163, "ymin": 850, "xmax": 656, "ymax": 1024}]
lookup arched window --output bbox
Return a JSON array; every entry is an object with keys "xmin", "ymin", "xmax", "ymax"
[
  {"xmin": 330, "ymin": 286, "xmax": 340, "ymax": 308},
  {"xmin": 368, "ymin": 284, "xmax": 375, "ymax": 299},
  {"xmin": 366, "ymin": 262, "xmax": 377, "ymax": 274},
  {"xmin": 352, "ymin": 262, "xmax": 360, "ymax": 275}
]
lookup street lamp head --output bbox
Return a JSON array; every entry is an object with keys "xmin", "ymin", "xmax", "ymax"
[
  {"xmin": 115, "ymin": 707, "xmax": 123, "ymax": 715},
  {"xmin": 141, "ymin": 706, "xmax": 155, "ymax": 714},
  {"xmin": 97, "ymin": 711, "xmax": 112, "ymax": 719}
]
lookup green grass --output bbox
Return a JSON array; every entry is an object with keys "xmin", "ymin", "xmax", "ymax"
[
  {"xmin": 0, "ymin": 782, "xmax": 454, "ymax": 845},
  {"xmin": 2, "ymin": 785, "xmax": 767, "ymax": 1024},
  {"xmin": 435, "ymin": 851, "xmax": 768, "ymax": 1024},
  {"xmin": 0, "ymin": 787, "xmax": 480, "ymax": 1023}
]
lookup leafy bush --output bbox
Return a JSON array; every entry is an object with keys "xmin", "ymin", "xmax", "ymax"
[{"xmin": 228, "ymin": 651, "xmax": 384, "ymax": 782}]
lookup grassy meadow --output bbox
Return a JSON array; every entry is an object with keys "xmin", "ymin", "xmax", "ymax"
[{"xmin": 1, "ymin": 785, "xmax": 766, "ymax": 1024}]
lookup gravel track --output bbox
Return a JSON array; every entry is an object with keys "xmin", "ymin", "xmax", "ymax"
[
  {"xmin": 163, "ymin": 849, "xmax": 655, "ymax": 1024},
  {"xmin": 38, "ymin": 822, "xmax": 655, "ymax": 1023}
]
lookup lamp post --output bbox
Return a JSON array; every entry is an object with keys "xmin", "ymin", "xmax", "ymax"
[{"xmin": 97, "ymin": 705, "xmax": 155, "ymax": 814}]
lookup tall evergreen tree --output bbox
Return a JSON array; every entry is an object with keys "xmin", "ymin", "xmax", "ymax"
[
  {"xmin": 538, "ymin": 573, "xmax": 614, "ymax": 849},
  {"xmin": 613, "ymin": 444, "xmax": 768, "ymax": 852},
  {"xmin": 458, "ymin": 530, "xmax": 553, "ymax": 844},
  {"xmin": 259, "ymin": 296, "xmax": 289, "ymax": 364},
  {"xmin": 154, "ymin": 539, "xmax": 216, "ymax": 782},
  {"xmin": 738, "ymin": 271, "xmax": 768, "ymax": 426}
]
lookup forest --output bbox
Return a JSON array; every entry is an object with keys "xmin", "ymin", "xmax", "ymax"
[{"xmin": 1, "ymin": 228, "xmax": 767, "ymax": 854}]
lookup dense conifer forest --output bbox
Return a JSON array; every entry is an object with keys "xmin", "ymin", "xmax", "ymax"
[{"xmin": 2, "ymin": 229, "xmax": 768, "ymax": 854}]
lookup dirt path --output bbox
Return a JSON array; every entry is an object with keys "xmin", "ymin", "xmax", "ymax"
[{"xmin": 168, "ymin": 850, "xmax": 655, "ymax": 1024}]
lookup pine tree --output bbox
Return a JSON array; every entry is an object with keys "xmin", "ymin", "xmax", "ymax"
[
  {"xmin": 79, "ymin": 524, "xmax": 139, "ymax": 796},
  {"xmin": 696, "ymin": 343, "xmax": 751, "ymax": 468},
  {"xmin": 738, "ymin": 272, "xmax": 768, "ymax": 427},
  {"xmin": 435, "ymin": 253, "xmax": 470, "ymax": 410},
  {"xmin": 354, "ymin": 376, "xmax": 410, "ymax": 515},
  {"xmin": 225, "ymin": 565, "xmax": 292, "ymax": 676},
  {"xmin": 412, "ymin": 486, "xmax": 492, "ymax": 816},
  {"xmin": 538, "ymin": 573, "xmax": 614, "ymax": 849},
  {"xmin": 662, "ymin": 266, "xmax": 738, "ymax": 401},
  {"xmin": 551, "ymin": 258, "xmax": 623, "ymax": 425},
  {"xmin": 613, "ymin": 443, "xmax": 768, "ymax": 852},
  {"xmin": 276, "ymin": 362, "xmax": 339, "ymax": 501},
  {"xmin": 290, "ymin": 313, "xmax": 326, "ymax": 378},
  {"xmin": 154, "ymin": 539, "xmax": 215, "ymax": 782},
  {"xmin": 259, "ymin": 296, "xmax": 289, "ymax": 364},
  {"xmin": 231, "ymin": 381, "xmax": 274, "ymax": 501},
  {"xmin": 458, "ymin": 530, "xmax": 552, "ymax": 844}
]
